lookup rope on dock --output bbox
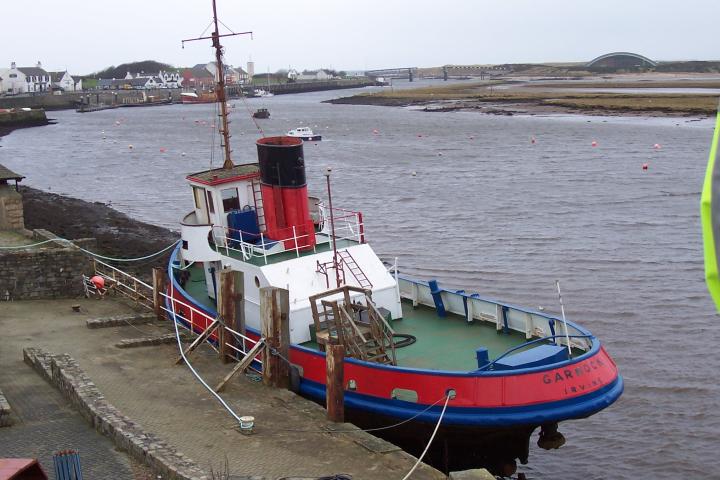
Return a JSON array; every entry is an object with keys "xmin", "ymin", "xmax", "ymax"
[{"xmin": 0, "ymin": 236, "xmax": 179, "ymax": 263}]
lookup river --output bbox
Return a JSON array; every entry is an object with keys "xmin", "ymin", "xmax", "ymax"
[{"xmin": 1, "ymin": 82, "xmax": 718, "ymax": 479}]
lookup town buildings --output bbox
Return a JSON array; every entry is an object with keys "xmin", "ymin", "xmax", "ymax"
[{"xmin": 0, "ymin": 62, "xmax": 52, "ymax": 94}]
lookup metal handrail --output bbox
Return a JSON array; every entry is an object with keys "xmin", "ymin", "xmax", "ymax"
[
  {"xmin": 211, "ymin": 225, "xmax": 313, "ymax": 263},
  {"xmin": 475, "ymin": 334, "xmax": 594, "ymax": 371}
]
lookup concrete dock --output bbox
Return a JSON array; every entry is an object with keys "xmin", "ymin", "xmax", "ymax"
[{"xmin": 0, "ymin": 298, "xmax": 446, "ymax": 479}]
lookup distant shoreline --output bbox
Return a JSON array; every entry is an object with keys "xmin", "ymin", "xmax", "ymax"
[{"xmin": 327, "ymin": 80, "xmax": 720, "ymax": 118}]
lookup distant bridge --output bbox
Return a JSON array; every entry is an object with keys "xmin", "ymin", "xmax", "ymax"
[
  {"xmin": 442, "ymin": 65, "xmax": 512, "ymax": 79},
  {"xmin": 365, "ymin": 68, "xmax": 418, "ymax": 80}
]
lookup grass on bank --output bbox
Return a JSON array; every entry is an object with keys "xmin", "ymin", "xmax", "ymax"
[{"xmin": 355, "ymin": 81, "xmax": 720, "ymax": 114}]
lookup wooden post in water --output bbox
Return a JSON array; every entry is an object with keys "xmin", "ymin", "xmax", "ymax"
[
  {"xmin": 260, "ymin": 287, "xmax": 290, "ymax": 388},
  {"xmin": 152, "ymin": 267, "xmax": 167, "ymax": 321},
  {"xmin": 218, "ymin": 269, "xmax": 240, "ymax": 364},
  {"xmin": 326, "ymin": 344, "xmax": 345, "ymax": 422}
]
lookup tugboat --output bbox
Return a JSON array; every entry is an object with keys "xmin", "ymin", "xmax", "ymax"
[
  {"xmin": 168, "ymin": 0, "xmax": 623, "ymax": 475},
  {"xmin": 287, "ymin": 126, "xmax": 322, "ymax": 141},
  {"xmin": 252, "ymin": 108, "xmax": 270, "ymax": 119}
]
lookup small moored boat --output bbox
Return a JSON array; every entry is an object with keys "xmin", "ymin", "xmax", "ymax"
[
  {"xmin": 252, "ymin": 108, "xmax": 270, "ymax": 119},
  {"xmin": 287, "ymin": 126, "xmax": 322, "ymax": 141}
]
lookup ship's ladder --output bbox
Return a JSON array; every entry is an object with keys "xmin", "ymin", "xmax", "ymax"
[
  {"xmin": 251, "ymin": 179, "xmax": 266, "ymax": 232},
  {"xmin": 337, "ymin": 249, "xmax": 372, "ymax": 289}
]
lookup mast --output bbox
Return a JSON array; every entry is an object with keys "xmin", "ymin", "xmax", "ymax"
[
  {"xmin": 211, "ymin": 0, "xmax": 233, "ymax": 170},
  {"xmin": 181, "ymin": 0, "xmax": 252, "ymax": 170}
]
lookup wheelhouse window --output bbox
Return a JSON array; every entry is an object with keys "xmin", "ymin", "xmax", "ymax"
[
  {"xmin": 192, "ymin": 186, "xmax": 203, "ymax": 209},
  {"xmin": 221, "ymin": 187, "xmax": 240, "ymax": 211},
  {"xmin": 206, "ymin": 190, "xmax": 215, "ymax": 214}
]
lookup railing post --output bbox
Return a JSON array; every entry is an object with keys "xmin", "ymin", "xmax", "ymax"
[
  {"xmin": 260, "ymin": 287, "xmax": 290, "ymax": 388},
  {"xmin": 152, "ymin": 267, "xmax": 167, "ymax": 321},
  {"xmin": 326, "ymin": 344, "xmax": 345, "ymax": 422},
  {"xmin": 357, "ymin": 212, "xmax": 365, "ymax": 243},
  {"xmin": 261, "ymin": 233, "xmax": 268, "ymax": 264},
  {"xmin": 293, "ymin": 226, "xmax": 300, "ymax": 257}
]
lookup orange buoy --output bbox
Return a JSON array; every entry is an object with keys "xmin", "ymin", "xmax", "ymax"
[
  {"xmin": 90, "ymin": 275, "xmax": 105, "ymax": 289},
  {"xmin": 642, "ymin": 163, "xmax": 649, "ymax": 170},
  {"xmin": 591, "ymin": 140, "xmax": 598, "ymax": 147}
]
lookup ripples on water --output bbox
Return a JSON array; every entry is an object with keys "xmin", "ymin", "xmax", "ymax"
[{"xmin": 1, "ymin": 83, "xmax": 718, "ymax": 479}]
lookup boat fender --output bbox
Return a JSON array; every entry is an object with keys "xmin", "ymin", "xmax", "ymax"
[{"xmin": 428, "ymin": 280, "xmax": 446, "ymax": 317}]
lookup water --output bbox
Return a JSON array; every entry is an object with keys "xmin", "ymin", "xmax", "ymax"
[{"xmin": 1, "ymin": 84, "xmax": 718, "ymax": 479}]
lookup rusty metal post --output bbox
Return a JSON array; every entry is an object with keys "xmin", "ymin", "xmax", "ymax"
[
  {"xmin": 152, "ymin": 267, "xmax": 167, "ymax": 321},
  {"xmin": 261, "ymin": 287, "xmax": 290, "ymax": 388},
  {"xmin": 218, "ymin": 269, "xmax": 239, "ymax": 364},
  {"xmin": 326, "ymin": 344, "xmax": 345, "ymax": 422}
]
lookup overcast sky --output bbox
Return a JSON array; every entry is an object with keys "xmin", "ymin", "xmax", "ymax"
[{"xmin": 2, "ymin": 0, "xmax": 718, "ymax": 75}]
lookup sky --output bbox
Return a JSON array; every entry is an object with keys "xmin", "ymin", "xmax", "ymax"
[{"xmin": 2, "ymin": 0, "xmax": 718, "ymax": 75}]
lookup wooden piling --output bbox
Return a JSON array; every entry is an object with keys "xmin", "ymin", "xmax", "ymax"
[
  {"xmin": 218, "ymin": 269, "xmax": 242, "ymax": 364},
  {"xmin": 152, "ymin": 267, "xmax": 167, "ymax": 321},
  {"xmin": 260, "ymin": 287, "xmax": 290, "ymax": 389},
  {"xmin": 326, "ymin": 344, "xmax": 345, "ymax": 423}
]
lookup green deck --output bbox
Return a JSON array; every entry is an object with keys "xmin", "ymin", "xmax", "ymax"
[
  {"xmin": 175, "ymin": 265, "xmax": 530, "ymax": 372},
  {"xmin": 391, "ymin": 301, "xmax": 526, "ymax": 371}
]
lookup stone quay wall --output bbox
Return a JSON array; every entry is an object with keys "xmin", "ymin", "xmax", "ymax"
[{"xmin": 24, "ymin": 347, "xmax": 209, "ymax": 480}]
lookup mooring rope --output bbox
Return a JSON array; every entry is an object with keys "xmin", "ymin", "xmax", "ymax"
[
  {"xmin": 401, "ymin": 393, "xmax": 451, "ymax": 480},
  {"xmin": 168, "ymin": 279, "xmax": 245, "ymax": 424},
  {"xmin": 0, "ymin": 237, "xmax": 178, "ymax": 262}
]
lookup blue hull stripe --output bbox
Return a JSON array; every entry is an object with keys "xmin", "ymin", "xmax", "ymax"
[{"xmin": 299, "ymin": 376, "xmax": 624, "ymax": 427}]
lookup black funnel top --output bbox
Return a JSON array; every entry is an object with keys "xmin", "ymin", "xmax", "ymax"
[{"xmin": 256, "ymin": 136, "xmax": 306, "ymax": 187}]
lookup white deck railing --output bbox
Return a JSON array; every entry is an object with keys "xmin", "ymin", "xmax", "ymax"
[
  {"xmin": 207, "ymin": 205, "xmax": 364, "ymax": 264},
  {"xmin": 398, "ymin": 277, "xmax": 592, "ymax": 352}
]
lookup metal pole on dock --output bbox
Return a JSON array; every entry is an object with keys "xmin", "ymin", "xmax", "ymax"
[
  {"xmin": 152, "ymin": 267, "xmax": 167, "ymax": 322},
  {"xmin": 326, "ymin": 344, "xmax": 345, "ymax": 423},
  {"xmin": 260, "ymin": 287, "xmax": 290, "ymax": 388}
]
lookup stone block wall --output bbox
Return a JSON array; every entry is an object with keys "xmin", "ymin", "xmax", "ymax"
[{"xmin": 0, "ymin": 245, "xmax": 93, "ymax": 300}]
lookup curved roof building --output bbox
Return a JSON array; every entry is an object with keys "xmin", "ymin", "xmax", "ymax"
[{"xmin": 587, "ymin": 52, "xmax": 657, "ymax": 70}]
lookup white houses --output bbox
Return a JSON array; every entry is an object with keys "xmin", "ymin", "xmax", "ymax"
[
  {"xmin": 0, "ymin": 62, "xmax": 51, "ymax": 94},
  {"xmin": 0, "ymin": 62, "xmax": 82, "ymax": 94},
  {"xmin": 157, "ymin": 70, "xmax": 182, "ymax": 88},
  {"xmin": 49, "ymin": 71, "xmax": 76, "ymax": 91},
  {"xmin": 203, "ymin": 62, "xmax": 248, "ymax": 84},
  {"xmin": 297, "ymin": 69, "xmax": 333, "ymax": 81}
]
